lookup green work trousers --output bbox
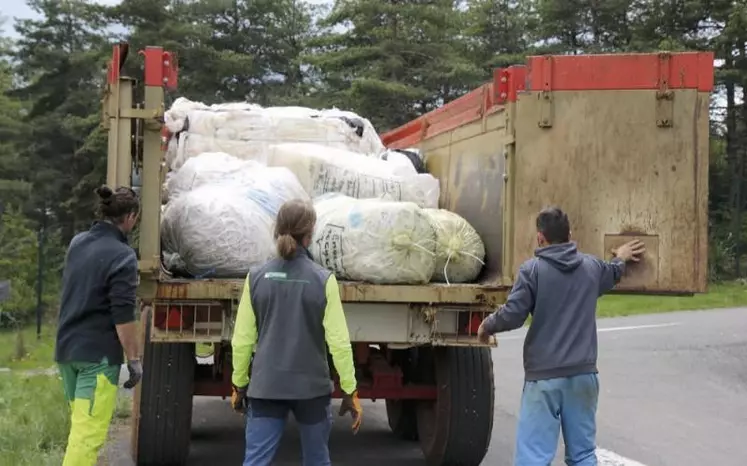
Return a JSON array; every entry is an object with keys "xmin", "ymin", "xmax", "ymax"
[{"xmin": 58, "ymin": 359, "xmax": 121, "ymax": 466}]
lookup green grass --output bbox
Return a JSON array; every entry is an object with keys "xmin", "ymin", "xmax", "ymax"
[
  {"xmin": 597, "ymin": 281, "xmax": 747, "ymax": 318},
  {"xmin": 0, "ymin": 325, "xmax": 56, "ymax": 370},
  {"xmin": 0, "ymin": 373, "xmax": 69, "ymax": 466},
  {"xmin": 114, "ymin": 393, "xmax": 132, "ymax": 421}
]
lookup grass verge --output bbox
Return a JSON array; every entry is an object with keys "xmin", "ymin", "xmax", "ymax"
[
  {"xmin": 0, "ymin": 325, "xmax": 56, "ymax": 370},
  {"xmin": 597, "ymin": 281, "xmax": 747, "ymax": 318},
  {"xmin": 0, "ymin": 373, "xmax": 69, "ymax": 466}
]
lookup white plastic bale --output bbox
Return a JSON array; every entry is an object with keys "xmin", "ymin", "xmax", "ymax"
[
  {"xmin": 267, "ymin": 143, "xmax": 439, "ymax": 208},
  {"xmin": 165, "ymin": 152, "xmax": 309, "ymax": 216},
  {"xmin": 165, "ymin": 152, "xmax": 259, "ymax": 200},
  {"xmin": 310, "ymin": 195, "xmax": 436, "ymax": 284},
  {"xmin": 164, "ymin": 97, "xmax": 262, "ymax": 134},
  {"xmin": 160, "ymin": 185, "xmax": 276, "ymax": 278},
  {"xmin": 423, "ymin": 208, "xmax": 486, "ymax": 284},
  {"xmin": 164, "ymin": 98, "xmax": 385, "ymax": 162}
]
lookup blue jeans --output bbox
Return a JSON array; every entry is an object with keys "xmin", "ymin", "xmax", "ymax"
[
  {"xmin": 515, "ymin": 373, "xmax": 599, "ymax": 466},
  {"xmin": 243, "ymin": 396, "xmax": 332, "ymax": 466}
]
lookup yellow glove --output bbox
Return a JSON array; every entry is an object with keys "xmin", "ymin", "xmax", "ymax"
[
  {"xmin": 231, "ymin": 385, "xmax": 248, "ymax": 413},
  {"xmin": 339, "ymin": 390, "xmax": 363, "ymax": 434}
]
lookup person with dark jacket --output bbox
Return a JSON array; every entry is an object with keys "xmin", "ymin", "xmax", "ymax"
[
  {"xmin": 55, "ymin": 186, "xmax": 143, "ymax": 466},
  {"xmin": 478, "ymin": 207, "xmax": 645, "ymax": 466},
  {"xmin": 231, "ymin": 199, "xmax": 361, "ymax": 466}
]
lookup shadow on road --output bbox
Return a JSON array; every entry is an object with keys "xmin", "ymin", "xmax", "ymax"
[{"xmin": 105, "ymin": 397, "xmax": 427, "ymax": 466}]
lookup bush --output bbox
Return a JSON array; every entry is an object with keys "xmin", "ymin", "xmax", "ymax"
[
  {"xmin": 0, "ymin": 374, "xmax": 69, "ymax": 465},
  {"xmin": 0, "ymin": 209, "xmax": 64, "ymax": 327}
]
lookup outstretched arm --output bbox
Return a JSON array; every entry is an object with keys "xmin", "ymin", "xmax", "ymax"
[{"xmin": 480, "ymin": 261, "xmax": 537, "ymax": 337}]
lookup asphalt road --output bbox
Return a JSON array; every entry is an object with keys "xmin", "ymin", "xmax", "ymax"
[{"xmin": 103, "ymin": 307, "xmax": 747, "ymax": 466}]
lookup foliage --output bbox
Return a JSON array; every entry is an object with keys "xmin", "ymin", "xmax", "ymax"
[
  {"xmin": 0, "ymin": 374, "xmax": 69, "ymax": 466},
  {"xmin": 0, "ymin": 0, "xmax": 745, "ymax": 293},
  {"xmin": 0, "ymin": 209, "xmax": 63, "ymax": 327}
]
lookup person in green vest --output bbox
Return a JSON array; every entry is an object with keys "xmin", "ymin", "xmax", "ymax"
[
  {"xmin": 55, "ymin": 186, "xmax": 143, "ymax": 466},
  {"xmin": 231, "ymin": 198, "xmax": 362, "ymax": 466}
]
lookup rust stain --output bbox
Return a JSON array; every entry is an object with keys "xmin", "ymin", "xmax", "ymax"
[
  {"xmin": 618, "ymin": 224, "xmax": 648, "ymax": 236},
  {"xmin": 156, "ymin": 282, "xmax": 188, "ymax": 299}
]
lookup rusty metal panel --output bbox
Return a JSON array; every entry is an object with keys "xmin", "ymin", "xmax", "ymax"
[
  {"xmin": 421, "ymin": 111, "xmax": 509, "ymax": 284},
  {"xmin": 510, "ymin": 89, "xmax": 709, "ymax": 293},
  {"xmin": 154, "ymin": 275, "xmax": 509, "ymax": 306},
  {"xmin": 603, "ymin": 234, "xmax": 660, "ymax": 290}
]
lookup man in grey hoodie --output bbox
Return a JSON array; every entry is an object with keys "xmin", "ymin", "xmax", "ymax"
[{"xmin": 478, "ymin": 207, "xmax": 645, "ymax": 466}]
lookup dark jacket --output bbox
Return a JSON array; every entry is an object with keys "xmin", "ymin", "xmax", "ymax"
[
  {"xmin": 483, "ymin": 242, "xmax": 625, "ymax": 381},
  {"xmin": 55, "ymin": 222, "xmax": 137, "ymax": 365}
]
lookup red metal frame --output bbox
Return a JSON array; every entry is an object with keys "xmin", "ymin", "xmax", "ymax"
[
  {"xmin": 107, "ymin": 43, "xmax": 179, "ymax": 91},
  {"xmin": 106, "ymin": 42, "xmax": 129, "ymax": 85},
  {"xmin": 194, "ymin": 343, "xmax": 438, "ymax": 400},
  {"xmin": 140, "ymin": 46, "xmax": 178, "ymax": 90},
  {"xmin": 381, "ymin": 51, "xmax": 715, "ymax": 149}
]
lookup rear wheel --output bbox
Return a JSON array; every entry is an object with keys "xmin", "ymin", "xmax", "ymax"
[
  {"xmin": 416, "ymin": 347, "xmax": 494, "ymax": 466},
  {"xmin": 386, "ymin": 399, "xmax": 419, "ymax": 440},
  {"xmin": 136, "ymin": 312, "xmax": 196, "ymax": 465}
]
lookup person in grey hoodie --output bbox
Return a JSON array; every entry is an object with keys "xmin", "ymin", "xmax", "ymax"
[{"xmin": 478, "ymin": 207, "xmax": 645, "ymax": 466}]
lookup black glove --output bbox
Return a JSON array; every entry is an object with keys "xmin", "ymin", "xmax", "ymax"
[{"xmin": 123, "ymin": 359, "xmax": 143, "ymax": 389}]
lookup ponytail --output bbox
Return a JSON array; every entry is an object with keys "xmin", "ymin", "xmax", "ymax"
[
  {"xmin": 274, "ymin": 200, "xmax": 317, "ymax": 260},
  {"xmin": 276, "ymin": 234, "xmax": 298, "ymax": 260}
]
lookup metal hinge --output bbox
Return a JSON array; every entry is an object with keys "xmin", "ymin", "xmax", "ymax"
[
  {"xmin": 656, "ymin": 53, "xmax": 674, "ymax": 128},
  {"xmin": 538, "ymin": 56, "xmax": 554, "ymax": 128}
]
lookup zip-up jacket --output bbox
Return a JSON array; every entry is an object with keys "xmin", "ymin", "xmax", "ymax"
[
  {"xmin": 55, "ymin": 221, "xmax": 137, "ymax": 365},
  {"xmin": 482, "ymin": 242, "xmax": 625, "ymax": 381}
]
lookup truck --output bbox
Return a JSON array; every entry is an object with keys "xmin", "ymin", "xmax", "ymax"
[{"xmin": 102, "ymin": 43, "xmax": 713, "ymax": 465}]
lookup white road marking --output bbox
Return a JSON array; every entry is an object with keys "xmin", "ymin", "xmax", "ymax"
[
  {"xmin": 598, "ymin": 322, "xmax": 680, "ymax": 333},
  {"xmin": 498, "ymin": 322, "xmax": 681, "ymax": 341},
  {"xmin": 597, "ymin": 447, "xmax": 649, "ymax": 466}
]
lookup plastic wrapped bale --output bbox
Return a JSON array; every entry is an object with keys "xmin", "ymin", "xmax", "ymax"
[
  {"xmin": 164, "ymin": 152, "xmax": 309, "ymax": 212},
  {"xmin": 379, "ymin": 148, "xmax": 427, "ymax": 174},
  {"xmin": 310, "ymin": 195, "xmax": 437, "ymax": 284},
  {"xmin": 164, "ymin": 97, "xmax": 262, "ymax": 134},
  {"xmin": 165, "ymin": 152, "xmax": 260, "ymax": 200},
  {"xmin": 164, "ymin": 100, "xmax": 385, "ymax": 169},
  {"xmin": 268, "ymin": 143, "xmax": 440, "ymax": 208},
  {"xmin": 160, "ymin": 185, "xmax": 275, "ymax": 278},
  {"xmin": 424, "ymin": 208, "xmax": 486, "ymax": 284}
]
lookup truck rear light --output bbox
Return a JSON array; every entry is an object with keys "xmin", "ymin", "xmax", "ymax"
[
  {"xmin": 458, "ymin": 310, "xmax": 490, "ymax": 336},
  {"xmin": 153, "ymin": 304, "xmax": 195, "ymax": 331}
]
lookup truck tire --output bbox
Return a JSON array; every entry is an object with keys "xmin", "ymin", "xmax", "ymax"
[
  {"xmin": 416, "ymin": 347, "xmax": 494, "ymax": 466},
  {"xmin": 386, "ymin": 400, "xmax": 419, "ymax": 440},
  {"xmin": 136, "ymin": 318, "xmax": 195, "ymax": 465}
]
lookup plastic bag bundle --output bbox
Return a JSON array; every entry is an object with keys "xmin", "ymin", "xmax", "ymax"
[
  {"xmin": 164, "ymin": 97, "xmax": 262, "ymax": 133},
  {"xmin": 379, "ymin": 148, "xmax": 427, "ymax": 174},
  {"xmin": 164, "ymin": 98, "xmax": 385, "ymax": 170},
  {"xmin": 160, "ymin": 185, "xmax": 275, "ymax": 278},
  {"xmin": 310, "ymin": 195, "xmax": 436, "ymax": 284},
  {"xmin": 165, "ymin": 152, "xmax": 309, "ymax": 215},
  {"xmin": 424, "ymin": 209, "xmax": 486, "ymax": 284},
  {"xmin": 267, "ymin": 143, "xmax": 440, "ymax": 208}
]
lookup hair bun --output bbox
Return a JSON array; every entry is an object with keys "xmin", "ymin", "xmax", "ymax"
[{"xmin": 96, "ymin": 185, "xmax": 114, "ymax": 204}]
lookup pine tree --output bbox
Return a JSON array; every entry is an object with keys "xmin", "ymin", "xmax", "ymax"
[
  {"xmin": 309, "ymin": 0, "xmax": 482, "ymax": 130},
  {"xmin": 12, "ymin": 0, "xmax": 112, "ymax": 240}
]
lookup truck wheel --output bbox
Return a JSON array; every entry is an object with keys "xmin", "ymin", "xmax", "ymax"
[
  {"xmin": 386, "ymin": 400, "xmax": 419, "ymax": 440},
  {"xmin": 136, "ymin": 318, "xmax": 195, "ymax": 465},
  {"xmin": 416, "ymin": 347, "xmax": 494, "ymax": 466}
]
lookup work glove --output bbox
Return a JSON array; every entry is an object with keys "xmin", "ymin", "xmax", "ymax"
[
  {"xmin": 339, "ymin": 390, "xmax": 363, "ymax": 434},
  {"xmin": 123, "ymin": 359, "xmax": 143, "ymax": 389},
  {"xmin": 231, "ymin": 385, "xmax": 248, "ymax": 413}
]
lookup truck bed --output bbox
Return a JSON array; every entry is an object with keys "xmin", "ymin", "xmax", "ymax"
[{"xmin": 153, "ymin": 273, "xmax": 509, "ymax": 307}]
